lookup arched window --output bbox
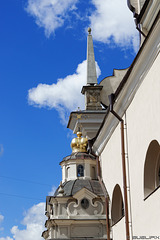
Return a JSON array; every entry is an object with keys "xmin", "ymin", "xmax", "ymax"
[
  {"xmin": 111, "ymin": 184, "xmax": 124, "ymax": 225},
  {"xmin": 144, "ymin": 140, "xmax": 160, "ymax": 198},
  {"xmin": 77, "ymin": 165, "xmax": 84, "ymax": 177}
]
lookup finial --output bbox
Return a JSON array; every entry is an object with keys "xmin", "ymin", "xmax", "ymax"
[
  {"xmin": 88, "ymin": 27, "xmax": 91, "ymax": 34},
  {"xmin": 58, "ymin": 181, "xmax": 64, "ymax": 196},
  {"xmin": 71, "ymin": 132, "xmax": 88, "ymax": 153}
]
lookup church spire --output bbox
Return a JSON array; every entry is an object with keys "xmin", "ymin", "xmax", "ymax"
[
  {"xmin": 87, "ymin": 28, "xmax": 97, "ymax": 85},
  {"xmin": 81, "ymin": 28, "xmax": 103, "ymax": 110}
]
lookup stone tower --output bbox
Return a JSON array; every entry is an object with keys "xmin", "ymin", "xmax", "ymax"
[{"xmin": 42, "ymin": 132, "xmax": 107, "ymax": 239}]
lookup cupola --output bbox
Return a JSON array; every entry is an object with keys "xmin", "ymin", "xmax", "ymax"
[{"xmin": 59, "ymin": 131, "xmax": 97, "ymax": 183}]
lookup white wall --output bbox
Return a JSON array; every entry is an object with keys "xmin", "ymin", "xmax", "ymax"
[
  {"xmin": 126, "ymin": 52, "xmax": 160, "ymax": 236},
  {"xmin": 100, "ymin": 51, "xmax": 160, "ymax": 238}
]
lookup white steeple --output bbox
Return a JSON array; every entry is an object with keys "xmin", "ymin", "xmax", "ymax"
[
  {"xmin": 87, "ymin": 28, "xmax": 97, "ymax": 85},
  {"xmin": 81, "ymin": 28, "xmax": 103, "ymax": 110}
]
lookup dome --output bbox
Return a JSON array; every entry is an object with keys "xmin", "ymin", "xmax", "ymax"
[{"xmin": 54, "ymin": 179, "xmax": 104, "ymax": 197}]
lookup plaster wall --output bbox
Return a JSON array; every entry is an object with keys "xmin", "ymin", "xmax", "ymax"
[
  {"xmin": 112, "ymin": 218, "xmax": 126, "ymax": 240},
  {"xmin": 67, "ymin": 164, "xmax": 76, "ymax": 180},
  {"xmin": 85, "ymin": 162, "xmax": 90, "ymax": 179},
  {"xmin": 101, "ymin": 125, "xmax": 123, "ymax": 196},
  {"xmin": 62, "ymin": 159, "xmax": 97, "ymax": 182},
  {"xmin": 125, "ymin": 51, "xmax": 160, "ymax": 236},
  {"xmin": 71, "ymin": 224, "xmax": 103, "ymax": 238},
  {"xmin": 101, "ymin": 117, "xmax": 126, "ymax": 238},
  {"xmin": 50, "ymin": 223, "xmax": 107, "ymax": 239},
  {"xmin": 101, "ymin": 50, "xmax": 160, "ymax": 237},
  {"xmin": 62, "ymin": 166, "xmax": 65, "ymax": 182},
  {"xmin": 62, "ymin": 163, "xmax": 77, "ymax": 182}
]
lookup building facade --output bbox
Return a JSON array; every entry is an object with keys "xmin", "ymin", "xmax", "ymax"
[{"xmin": 43, "ymin": 0, "xmax": 160, "ymax": 239}]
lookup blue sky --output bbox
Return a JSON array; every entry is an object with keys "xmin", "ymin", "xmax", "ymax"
[{"xmin": 0, "ymin": 0, "xmax": 138, "ymax": 239}]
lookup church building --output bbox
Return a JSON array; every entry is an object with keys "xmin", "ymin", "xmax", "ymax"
[{"xmin": 43, "ymin": 0, "xmax": 160, "ymax": 239}]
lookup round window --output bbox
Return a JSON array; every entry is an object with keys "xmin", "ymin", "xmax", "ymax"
[{"xmin": 81, "ymin": 198, "xmax": 89, "ymax": 209}]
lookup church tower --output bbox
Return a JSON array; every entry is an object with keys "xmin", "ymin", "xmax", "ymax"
[
  {"xmin": 42, "ymin": 132, "xmax": 107, "ymax": 239},
  {"xmin": 67, "ymin": 28, "xmax": 106, "ymax": 140},
  {"xmin": 42, "ymin": 28, "xmax": 108, "ymax": 240}
]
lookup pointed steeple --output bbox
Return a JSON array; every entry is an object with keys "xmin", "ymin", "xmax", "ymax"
[
  {"xmin": 87, "ymin": 28, "xmax": 97, "ymax": 85},
  {"xmin": 68, "ymin": 28, "xmax": 106, "ymax": 139},
  {"xmin": 81, "ymin": 28, "xmax": 103, "ymax": 110}
]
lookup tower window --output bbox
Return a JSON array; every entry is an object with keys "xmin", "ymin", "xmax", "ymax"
[
  {"xmin": 77, "ymin": 165, "xmax": 84, "ymax": 177},
  {"xmin": 81, "ymin": 198, "xmax": 89, "ymax": 209}
]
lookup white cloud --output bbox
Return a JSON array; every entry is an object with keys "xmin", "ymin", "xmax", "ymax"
[
  {"xmin": 0, "ymin": 214, "xmax": 12, "ymax": 239},
  {"xmin": 0, "ymin": 185, "xmax": 60, "ymax": 240},
  {"xmin": 0, "ymin": 214, "xmax": 4, "ymax": 232},
  {"xmin": 25, "ymin": 0, "xmax": 139, "ymax": 51},
  {"xmin": 0, "ymin": 145, "xmax": 4, "ymax": 157},
  {"xmin": 0, "ymin": 215, "xmax": 4, "ymax": 224},
  {"xmin": 28, "ymin": 60, "xmax": 101, "ymax": 124},
  {"xmin": 89, "ymin": 0, "xmax": 139, "ymax": 51},
  {"xmin": 10, "ymin": 203, "xmax": 45, "ymax": 240},
  {"xmin": 25, "ymin": 0, "xmax": 78, "ymax": 37},
  {"xmin": 48, "ymin": 185, "xmax": 57, "ymax": 196},
  {"xmin": 0, "ymin": 237, "xmax": 13, "ymax": 240}
]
